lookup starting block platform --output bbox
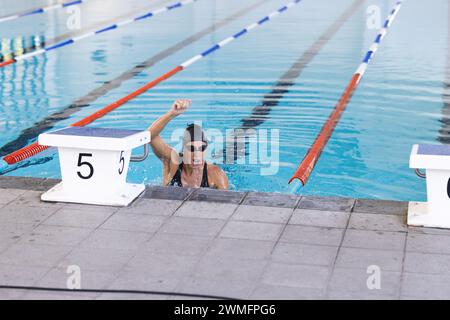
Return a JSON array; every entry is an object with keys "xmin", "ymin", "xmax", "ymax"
[
  {"xmin": 39, "ymin": 127, "xmax": 150, "ymax": 206},
  {"xmin": 409, "ymin": 144, "xmax": 450, "ymax": 228}
]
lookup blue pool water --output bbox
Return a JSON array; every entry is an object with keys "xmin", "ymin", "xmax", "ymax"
[{"xmin": 0, "ymin": 0, "xmax": 449, "ymax": 201}]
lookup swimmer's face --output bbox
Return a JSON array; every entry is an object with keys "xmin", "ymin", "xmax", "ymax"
[{"xmin": 183, "ymin": 141, "xmax": 207, "ymax": 168}]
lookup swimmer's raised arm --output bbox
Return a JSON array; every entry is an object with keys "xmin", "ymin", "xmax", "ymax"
[{"xmin": 148, "ymin": 99, "xmax": 191, "ymax": 161}]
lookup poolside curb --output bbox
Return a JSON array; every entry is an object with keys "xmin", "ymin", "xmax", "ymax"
[{"xmin": 0, "ymin": 176, "xmax": 408, "ymax": 216}]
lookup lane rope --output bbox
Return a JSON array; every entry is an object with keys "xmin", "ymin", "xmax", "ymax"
[
  {"xmin": 0, "ymin": 0, "xmax": 199, "ymax": 69},
  {"xmin": 288, "ymin": 0, "xmax": 403, "ymax": 186},
  {"xmin": 3, "ymin": 0, "xmax": 303, "ymax": 165},
  {"xmin": 0, "ymin": 0, "xmax": 271, "ymax": 159},
  {"xmin": 0, "ymin": 0, "xmax": 85, "ymax": 24}
]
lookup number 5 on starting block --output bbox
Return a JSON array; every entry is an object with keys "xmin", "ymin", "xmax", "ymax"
[{"xmin": 39, "ymin": 127, "xmax": 151, "ymax": 206}]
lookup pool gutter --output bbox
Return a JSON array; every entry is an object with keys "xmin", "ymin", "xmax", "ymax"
[{"xmin": 0, "ymin": 176, "xmax": 408, "ymax": 216}]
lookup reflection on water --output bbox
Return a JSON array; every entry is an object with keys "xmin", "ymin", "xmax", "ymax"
[
  {"xmin": 0, "ymin": 0, "xmax": 448, "ymax": 202},
  {"xmin": 0, "ymin": 35, "xmax": 45, "ymax": 62}
]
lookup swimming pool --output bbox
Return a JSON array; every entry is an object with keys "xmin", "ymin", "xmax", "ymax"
[{"xmin": 0, "ymin": 0, "xmax": 448, "ymax": 201}]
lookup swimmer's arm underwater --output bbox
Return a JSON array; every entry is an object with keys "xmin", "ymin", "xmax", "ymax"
[{"xmin": 147, "ymin": 99, "xmax": 191, "ymax": 162}]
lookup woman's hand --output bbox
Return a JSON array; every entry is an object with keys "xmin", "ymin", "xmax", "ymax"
[{"xmin": 169, "ymin": 99, "xmax": 191, "ymax": 117}]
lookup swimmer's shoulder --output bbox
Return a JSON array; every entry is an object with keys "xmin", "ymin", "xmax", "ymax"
[{"xmin": 207, "ymin": 163, "xmax": 229, "ymax": 189}]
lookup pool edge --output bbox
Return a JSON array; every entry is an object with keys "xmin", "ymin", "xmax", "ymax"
[{"xmin": 0, "ymin": 176, "xmax": 408, "ymax": 216}]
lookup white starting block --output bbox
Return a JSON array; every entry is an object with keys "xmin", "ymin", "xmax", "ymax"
[
  {"xmin": 409, "ymin": 144, "xmax": 450, "ymax": 228},
  {"xmin": 39, "ymin": 127, "xmax": 150, "ymax": 206}
]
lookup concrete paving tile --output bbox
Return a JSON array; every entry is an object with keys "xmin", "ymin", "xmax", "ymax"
[
  {"xmin": 353, "ymin": 199, "xmax": 407, "ymax": 215},
  {"xmin": 43, "ymin": 208, "xmax": 114, "ymax": 229},
  {"xmin": 261, "ymin": 262, "xmax": 330, "ymax": 289},
  {"xmin": 96, "ymin": 293, "xmax": 169, "ymax": 300},
  {"xmin": 271, "ymin": 242, "xmax": 338, "ymax": 266},
  {"xmin": 0, "ymin": 242, "xmax": 12, "ymax": 255},
  {"xmin": 408, "ymin": 226, "xmax": 450, "ymax": 236},
  {"xmin": 177, "ymin": 277, "xmax": 254, "ymax": 300},
  {"xmin": 204, "ymin": 238, "xmax": 274, "ymax": 260},
  {"xmin": 110, "ymin": 268, "xmax": 184, "ymax": 291},
  {"xmin": 348, "ymin": 213, "xmax": 407, "ymax": 232},
  {"xmin": 142, "ymin": 185, "xmax": 194, "ymax": 201},
  {"xmin": 192, "ymin": 256, "xmax": 267, "ymax": 282},
  {"xmin": 14, "ymin": 190, "xmax": 64, "ymax": 209},
  {"xmin": 0, "ymin": 222, "xmax": 37, "ymax": 243},
  {"xmin": 336, "ymin": 247, "xmax": 404, "ymax": 272},
  {"xmin": 0, "ymin": 264, "xmax": 51, "ymax": 286},
  {"xmin": 117, "ymin": 198, "xmax": 182, "ymax": 216},
  {"xmin": 0, "ymin": 243, "xmax": 73, "ymax": 268},
  {"xmin": 57, "ymin": 247, "xmax": 136, "ymax": 271},
  {"xmin": 0, "ymin": 188, "xmax": 25, "ymax": 205},
  {"xmin": 19, "ymin": 225, "xmax": 93, "ymax": 247},
  {"xmin": 0, "ymin": 177, "xmax": 50, "ymax": 191},
  {"xmin": 250, "ymin": 284, "xmax": 325, "ymax": 300},
  {"xmin": 290, "ymin": 209, "xmax": 349, "ymax": 228},
  {"xmin": 125, "ymin": 252, "xmax": 199, "ymax": 278},
  {"xmin": 0, "ymin": 289, "xmax": 27, "ymax": 300},
  {"xmin": 232, "ymin": 205, "xmax": 293, "ymax": 224},
  {"xmin": 0, "ymin": 204, "xmax": 60, "ymax": 224},
  {"xmin": 297, "ymin": 196, "xmax": 354, "ymax": 212},
  {"xmin": 21, "ymin": 291, "xmax": 96, "ymax": 300},
  {"xmin": 242, "ymin": 192, "xmax": 299, "ymax": 208},
  {"xmin": 406, "ymin": 233, "xmax": 450, "ymax": 255},
  {"xmin": 159, "ymin": 217, "xmax": 226, "ymax": 237},
  {"xmin": 328, "ymin": 267, "xmax": 401, "ymax": 297},
  {"xmin": 342, "ymin": 229, "xmax": 406, "ymax": 251},
  {"xmin": 5, "ymin": 178, "xmax": 450, "ymax": 301},
  {"xmin": 80, "ymin": 229, "xmax": 151, "ymax": 250},
  {"xmin": 36, "ymin": 267, "xmax": 117, "ymax": 291},
  {"xmin": 219, "ymin": 221, "xmax": 283, "ymax": 241},
  {"xmin": 168, "ymin": 295, "xmax": 211, "ymax": 300},
  {"xmin": 100, "ymin": 213, "xmax": 166, "ymax": 233},
  {"xmin": 401, "ymin": 273, "xmax": 450, "ymax": 299},
  {"xmin": 188, "ymin": 188, "xmax": 246, "ymax": 204},
  {"xmin": 143, "ymin": 233, "xmax": 212, "ymax": 257},
  {"xmin": 404, "ymin": 252, "xmax": 450, "ymax": 275},
  {"xmin": 39, "ymin": 179, "xmax": 60, "ymax": 190},
  {"xmin": 327, "ymin": 290, "xmax": 396, "ymax": 300},
  {"xmin": 175, "ymin": 201, "xmax": 237, "ymax": 220},
  {"xmin": 280, "ymin": 225, "xmax": 344, "ymax": 246},
  {"xmin": 61, "ymin": 203, "xmax": 119, "ymax": 213}
]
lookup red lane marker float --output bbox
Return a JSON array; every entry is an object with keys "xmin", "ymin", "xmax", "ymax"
[
  {"xmin": 289, "ymin": 0, "xmax": 403, "ymax": 186},
  {"xmin": 0, "ymin": 59, "xmax": 16, "ymax": 68},
  {"xmin": 3, "ymin": 0, "xmax": 303, "ymax": 165},
  {"xmin": 3, "ymin": 66, "xmax": 183, "ymax": 165},
  {"xmin": 288, "ymin": 73, "xmax": 360, "ymax": 185},
  {"xmin": 3, "ymin": 142, "xmax": 49, "ymax": 165},
  {"xmin": 72, "ymin": 66, "xmax": 183, "ymax": 127}
]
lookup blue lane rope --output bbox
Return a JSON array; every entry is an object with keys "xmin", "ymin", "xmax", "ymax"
[
  {"xmin": 3, "ymin": 0, "xmax": 304, "ymax": 164},
  {"xmin": 0, "ymin": 0, "xmax": 199, "ymax": 68},
  {"xmin": 0, "ymin": 0, "xmax": 84, "ymax": 24}
]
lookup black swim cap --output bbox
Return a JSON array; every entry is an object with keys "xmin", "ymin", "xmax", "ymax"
[{"xmin": 183, "ymin": 123, "xmax": 208, "ymax": 146}]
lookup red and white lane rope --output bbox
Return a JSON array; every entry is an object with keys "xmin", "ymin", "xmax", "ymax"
[
  {"xmin": 3, "ymin": 0, "xmax": 303, "ymax": 165},
  {"xmin": 289, "ymin": 0, "xmax": 403, "ymax": 186}
]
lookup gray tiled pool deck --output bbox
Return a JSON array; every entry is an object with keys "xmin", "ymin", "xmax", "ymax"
[{"xmin": 0, "ymin": 176, "xmax": 449, "ymax": 300}]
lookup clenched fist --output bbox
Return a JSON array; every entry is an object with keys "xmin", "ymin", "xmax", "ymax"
[{"xmin": 169, "ymin": 99, "xmax": 191, "ymax": 117}]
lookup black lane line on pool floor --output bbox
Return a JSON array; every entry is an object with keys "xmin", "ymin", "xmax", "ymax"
[
  {"xmin": 438, "ymin": 0, "xmax": 450, "ymax": 144},
  {"xmin": 0, "ymin": 0, "xmax": 170, "ymax": 62},
  {"xmin": 221, "ymin": 0, "xmax": 363, "ymax": 162},
  {"xmin": 0, "ymin": 0, "xmax": 271, "ymax": 158}
]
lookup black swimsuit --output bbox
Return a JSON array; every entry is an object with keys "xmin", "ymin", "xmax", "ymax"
[{"xmin": 169, "ymin": 162, "xmax": 210, "ymax": 187}]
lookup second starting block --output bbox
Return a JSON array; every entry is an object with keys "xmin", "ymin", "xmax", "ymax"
[
  {"xmin": 39, "ymin": 127, "xmax": 150, "ymax": 206},
  {"xmin": 409, "ymin": 144, "xmax": 450, "ymax": 228}
]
